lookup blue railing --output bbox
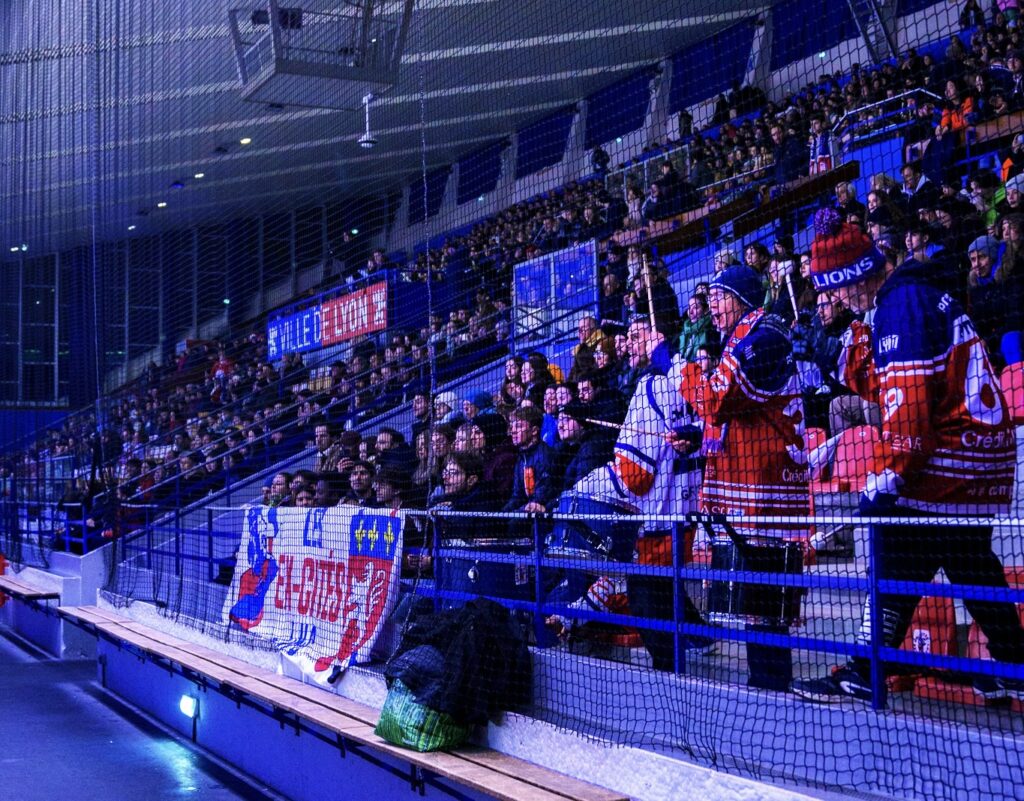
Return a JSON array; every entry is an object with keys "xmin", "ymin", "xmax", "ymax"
[{"xmin": 72, "ymin": 502, "xmax": 1024, "ymax": 714}]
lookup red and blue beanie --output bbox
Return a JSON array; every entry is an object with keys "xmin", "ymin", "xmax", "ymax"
[
  {"xmin": 809, "ymin": 208, "xmax": 886, "ymax": 291},
  {"xmin": 709, "ymin": 265, "xmax": 763, "ymax": 309}
]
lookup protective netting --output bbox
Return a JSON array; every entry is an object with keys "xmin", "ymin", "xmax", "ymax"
[{"xmin": 4, "ymin": 0, "xmax": 1024, "ymax": 798}]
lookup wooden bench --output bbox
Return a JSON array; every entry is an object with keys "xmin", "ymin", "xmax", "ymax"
[
  {"xmin": 0, "ymin": 574, "xmax": 60, "ymax": 604},
  {"xmin": 58, "ymin": 605, "xmax": 627, "ymax": 801}
]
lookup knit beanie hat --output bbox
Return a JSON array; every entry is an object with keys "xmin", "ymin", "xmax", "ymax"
[
  {"xmin": 968, "ymin": 235, "xmax": 1001, "ymax": 262},
  {"xmin": 1005, "ymin": 173, "xmax": 1024, "ymax": 194},
  {"xmin": 433, "ymin": 391, "xmax": 458, "ymax": 412},
  {"xmin": 463, "ymin": 390, "xmax": 494, "ymax": 411},
  {"xmin": 708, "ymin": 265, "xmax": 763, "ymax": 309},
  {"xmin": 809, "ymin": 209, "xmax": 886, "ymax": 291}
]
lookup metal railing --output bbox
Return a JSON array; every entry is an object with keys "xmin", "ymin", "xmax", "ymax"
[
  {"xmin": 832, "ymin": 87, "xmax": 943, "ymax": 157},
  {"xmin": 85, "ymin": 503, "xmax": 1024, "ymax": 714},
  {"xmin": 605, "ymin": 142, "xmax": 692, "ymax": 199}
]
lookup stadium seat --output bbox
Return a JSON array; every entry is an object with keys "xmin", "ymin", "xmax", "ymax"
[
  {"xmin": 1000, "ymin": 363, "xmax": 1024, "ymax": 425},
  {"xmin": 888, "ymin": 594, "xmax": 958, "ymax": 700},
  {"xmin": 914, "ymin": 568, "xmax": 1024, "ymax": 708}
]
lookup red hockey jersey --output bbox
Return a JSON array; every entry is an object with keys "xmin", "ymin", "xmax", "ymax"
[{"xmin": 865, "ymin": 260, "xmax": 1015, "ymax": 515}]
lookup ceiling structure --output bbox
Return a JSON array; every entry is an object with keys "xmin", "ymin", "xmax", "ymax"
[{"xmin": 0, "ymin": 0, "xmax": 760, "ymax": 253}]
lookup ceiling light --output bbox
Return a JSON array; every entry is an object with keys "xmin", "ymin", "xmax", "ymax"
[
  {"xmin": 9, "ymin": 246, "xmax": 19, "ymax": 253},
  {"xmin": 239, "ymin": 137, "xmax": 252, "ymax": 145},
  {"xmin": 127, "ymin": 225, "xmax": 137, "ymax": 231},
  {"xmin": 350, "ymin": 228, "xmax": 358, "ymax": 235},
  {"xmin": 222, "ymin": 298, "xmax": 231, "ymax": 305},
  {"xmin": 194, "ymin": 172, "xmax": 205, "ymax": 179},
  {"xmin": 19, "ymin": 244, "xmax": 27, "ymax": 252},
  {"xmin": 157, "ymin": 201, "xmax": 168, "ymax": 208}
]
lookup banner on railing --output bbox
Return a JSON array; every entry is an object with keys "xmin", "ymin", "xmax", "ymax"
[
  {"xmin": 223, "ymin": 505, "xmax": 403, "ymax": 685},
  {"xmin": 513, "ymin": 240, "xmax": 597, "ymax": 342},
  {"xmin": 321, "ymin": 280, "xmax": 388, "ymax": 345},
  {"xmin": 266, "ymin": 280, "xmax": 388, "ymax": 359}
]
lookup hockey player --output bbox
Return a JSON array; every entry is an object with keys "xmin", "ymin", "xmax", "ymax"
[{"xmin": 792, "ymin": 218, "xmax": 1024, "ymax": 703}]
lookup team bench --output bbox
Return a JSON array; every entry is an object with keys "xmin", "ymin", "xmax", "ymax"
[
  {"xmin": 0, "ymin": 573, "xmax": 60, "ymax": 605},
  {"xmin": 58, "ymin": 605, "xmax": 627, "ymax": 801}
]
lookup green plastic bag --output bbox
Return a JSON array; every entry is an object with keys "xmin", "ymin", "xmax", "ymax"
[{"xmin": 375, "ymin": 679, "xmax": 471, "ymax": 752}]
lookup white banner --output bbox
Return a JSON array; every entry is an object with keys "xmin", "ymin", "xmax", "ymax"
[{"xmin": 223, "ymin": 506, "xmax": 403, "ymax": 685}]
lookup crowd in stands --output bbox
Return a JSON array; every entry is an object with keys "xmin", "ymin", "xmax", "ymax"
[
  {"xmin": 8, "ymin": 2, "xmax": 1024, "ymax": 574},
  {"xmin": 623, "ymin": 9, "xmax": 1024, "ymax": 212}
]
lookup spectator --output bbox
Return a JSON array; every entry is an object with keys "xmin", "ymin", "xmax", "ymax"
[
  {"xmin": 629, "ymin": 262, "xmax": 683, "ymax": 343},
  {"xmin": 935, "ymin": 78, "xmax": 975, "ymax": 144},
  {"xmin": 568, "ymin": 317, "xmax": 713, "ymax": 666},
  {"xmin": 765, "ymin": 257, "xmax": 808, "ymax": 323},
  {"xmin": 431, "ymin": 451, "xmax": 496, "ymax": 520},
  {"xmin": 432, "ymin": 391, "xmax": 462, "ymax": 427},
  {"xmin": 459, "ymin": 413, "xmax": 517, "ymax": 507},
  {"xmin": 313, "ymin": 472, "xmax": 344, "ymax": 507},
  {"xmin": 808, "ymin": 116, "xmax": 833, "ymax": 174},
  {"xmin": 744, "ymin": 242, "xmax": 772, "ymax": 278},
  {"xmin": 590, "ymin": 146, "xmax": 610, "ymax": 176},
  {"xmin": 900, "ymin": 161, "xmax": 941, "ymax": 216},
  {"xmin": 569, "ymin": 315, "xmax": 610, "ymax": 382},
  {"xmin": 1001, "ymin": 133, "xmax": 1024, "ymax": 181},
  {"xmin": 339, "ymin": 460, "xmax": 377, "ymax": 507},
  {"xmin": 770, "ymin": 123, "xmax": 808, "ymax": 184},
  {"xmin": 834, "ymin": 181, "xmax": 866, "ymax": 224},
  {"xmin": 334, "ymin": 430, "xmax": 362, "ymax": 477},
  {"xmin": 676, "ymin": 264, "xmax": 808, "ymax": 691},
  {"xmin": 903, "ymin": 98, "xmax": 940, "ymax": 161},
  {"xmin": 502, "ymin": 405, "xmax": 558, "ymax": 515},
  {"xmin": 460, "ymin": 391, "xmax": 493, "ymax": 422},
  {"xmin": 960, "ymin": 0, "xmax": 986, "ymax": 28},
  {"xmin": 370, "ymin": 466, "xmax": 429, "ymax": 577},
  {"xmin": 970, "ymin": 170, "xmax": 1003, "ymax": 227},
  {"xmin": 294, "ymin": 485, "xmax": 316, "ymax": 508},
  {"xmin": 577, "ymin": 205, "xmax": 605, "ymax": 242},
  {"xmin": 641, "ymin": 183, "xmax": 671, "ymax": 223},
  {"xmin": 599, "ymin": 273, "xmax": 626, "ymax": 324},
  {"xmin": 1006, "ymin": 50, "xmax": 1024, "ymax": 108},
  {"xmin": 408, "ymin": 390, "xmax": 432, "ymax": 447},
  {"xmin": 793, "ymin": 205, "xmax": 1024, "ymax": 704},
  {"xmin": 520, "ymin": 353, "xmax": 555, "ymax": 407},
  {"xmin": 313, "ymin": 423, "xmax": 341, "ymax": 473},
  {"xmin": 678, "ymin": 293, "xmax": 716, "ymax": 363},
  {"xmin": 713, "ymin": 247, "xmax": 740, "ymax": 274},
  {"xmin": 553, "ymin": 401, "xmax": 616, "ymax": 492},
  {"xmin": 997, "ymin": 172, "xmax": 1024, "ymax": 216}
]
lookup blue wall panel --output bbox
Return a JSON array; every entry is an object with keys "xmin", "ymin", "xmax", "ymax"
[{"xmin": 584, "ymin": 70, "xmax": 654, "ymax": 150}]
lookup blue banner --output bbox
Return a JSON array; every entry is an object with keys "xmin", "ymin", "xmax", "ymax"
[{"xmin": 267, "ymin": 305, "xmax": 322, "ymax": 360}]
